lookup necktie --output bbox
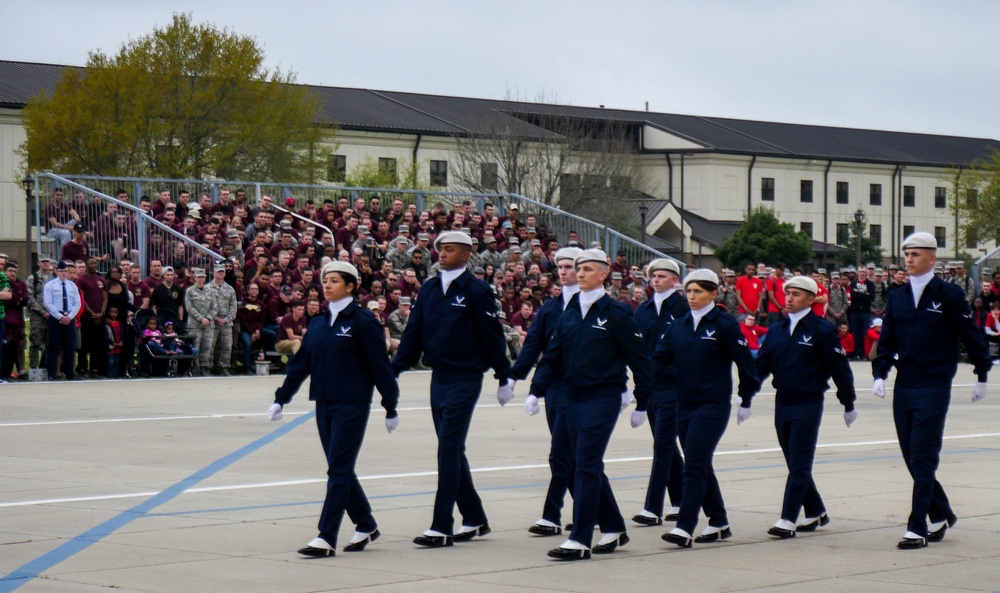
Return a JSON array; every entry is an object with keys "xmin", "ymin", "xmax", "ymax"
[{"xmin": 62, "ymin": 282, "xmax": 69, "ymax": 313}]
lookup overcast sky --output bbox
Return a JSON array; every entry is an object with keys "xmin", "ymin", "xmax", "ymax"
[{"xmin": 5, "ymin": 0, "xmax": 998, "ymax": 139}]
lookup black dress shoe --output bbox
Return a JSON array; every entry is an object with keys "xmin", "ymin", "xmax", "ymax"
[
  {"xmin": 413, "ymin": 534, "xmax": 453, "ymax": 547},
  {"xmin": 547, "ymin": 546, "xmax": 591, "ymax": 560},
  {"xmin": 897, "ymin": 536, "xmax": 927, "ymax": 549},
  {"xmin": 632, "ymin": 514, "xmax": 663, "ymax": 526},
  {"xmin": 453, "ymin": 523, "xmax": 491, "ymax": 542},
  {"xmin": 767, "ymin": 526, "xmax": 796, "ymax": 539},
  {"xmin": 592, "ymin": 533, "xmax": 629, "ymax": 554},
  {"xmin": 528, "ymin": 524, "xmax": 562, "ymax": 536},
  {"xmin": 695, "ymin": 526, "xmax": 732, "ymax": 543},
  {"xmin": 664, "ymin": 510, "xmax": 680, "ymax": 521},
  {"xmin": 343, "ymin": 529, "xmax": 380, "ymax": 552},
  {"xmin": 298, "ymin": 545, "xmax": 335, "ymax": 557},
  {"xmin": 927, "ymin": 514, "xmax": 958, "ymax": 543},
  {"xmin": 662, "ymin": 531, "xmax": 693, "ymax": 548},
  {"xmin": 797, "ymin": 513, "xmax": 830, "ymax": 532}
]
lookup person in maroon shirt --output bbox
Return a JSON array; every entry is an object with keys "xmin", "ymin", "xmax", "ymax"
[
  {"xmin": 75, "ymin": 257, "xmax": 109, "ymax": 376},
  {"xmin": 126, "ymin": 265, "xmax": 151, "ymax": 309},
  {"xmin": 61, "ymin": 223, "xmax": 91, "ymax": 263},
  {"xmin": 509, "ymin": 300, "xmax": 536, "ymax": 346},
  {"xmin": 396, "ymin": 268, "xmax": 421, "ymax": 301},
  {"xmin": 269, "ymin": 231, "xmax": 296, "ymax": 258},
  {"xmin": 237, "ymin": 282, "xmax": 267, "ymax": 374},
  {"xmin": 144, "ymin": 260, "xmax": 165, "ymax": 290},
  {"xmin": 275, "ymin": 301, "xmax": 308, "ymax": 356},
  {"xmin": 151, "ymin": 189, "xmax": 172, "ymax": 219},
  {"xmin": 262, "ymin": 270, "xmax": 284, "ymax": 303},
  {"xmin": 273, "ymin": 251, "xmax": 294, "ymax": 286},
  {"xmin": 262, "ymin": 286, "xmax": 294, "ymax": 351}
]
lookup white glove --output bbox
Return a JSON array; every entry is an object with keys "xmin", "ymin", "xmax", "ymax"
[
  {"xmin": 524, "ymin": 395, "xmax": 540, "ymax": 416},
  {"xmin": 873, "ymin": 378, "xmax": 886, "ymax": 399},
  {"xmin": 620, "ymin": 390, "xmax": 634, "ymax": 414},
  {"xmin": 385, "ymin": 416, "xmax": 399, "ymax": 433},
  {"xmin": 497, "ymin": 379, "xmax": 516, "ymax": 406},
  {"xmin": 267, "ymin": 403, "xmax": 283, "ymax": 422},
  {"xmin": 630, "ymin": 410, "xmax": 647, "ymax": 428},
  {"xmin": 844, "ymin": 409, "xmax": 858, "ymax": 428},
  {"xmin": 737, "ymin": 406, "xmax": 752, "ymax": 425},
  {"xmin": 972, "ymin": 382, "xmax": 987, "ymax": 402}
]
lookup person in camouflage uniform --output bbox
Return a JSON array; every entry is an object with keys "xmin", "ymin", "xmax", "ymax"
[
  {"xmin": 716, "ymin": 269, "xmax": 739, "ymax": 317},
  {"xmin": 386, "ymin": 296, "xmax": 411, "ymax": 355},
  {"xmin": 184, "ymin": 268, "xmax": 217, "ymax": 375},
  {"xmin": 208, "ymin": 263, "xmax": 238, "ymax": 376},
  {"xmin": 479, "ymin": 237, "xmax": 506, "ymax": 271},
  {"xmin": 826, "ymin": 273, "xmax": 849, "ymax": 325},
  {"xmin": 26, "ymin": 257, "xmax": 55, "ymax": 368},
  {"xmin": 871, "ymin": 268, "xmax": 888, "ymax": 318},
  {"xmin": 386, "ymin": 237, "xmax": 412, "ymax": 272}
]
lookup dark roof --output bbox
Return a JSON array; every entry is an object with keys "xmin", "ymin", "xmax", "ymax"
[
  {"xmin": 679, "ymin": 208, "xmax": 844, "ymax": 254},
  {"xmin": 3, "ymin": 59, "xmax": 998, "ymax": 167}
]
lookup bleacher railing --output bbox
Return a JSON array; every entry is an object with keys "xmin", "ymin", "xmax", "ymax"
[
  {"xmin": 34, "ymin": 174, "xmax": 683, "ymax": 275},
  {"xmin": 34, "ymin": 173, "xmax": 223, "ymax": 276}
]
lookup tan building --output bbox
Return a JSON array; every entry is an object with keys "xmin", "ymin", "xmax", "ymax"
[{"xmin": 3, "ymin": 59, "xmax": 998, "ymax": 269}]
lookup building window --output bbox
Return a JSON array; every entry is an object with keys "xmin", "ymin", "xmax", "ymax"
[
  {"xmin": 836, "ymin": 181, "xmax": 849, "ymax": 204},
  {"xmin": 967, "ymin": 227, "xmax": 978, "ymax": 249},
  {"xmin": 869, "ymin": 183, "xmax": 882, "ymax": 206},
  {"xmin": 327, "ymin": 155, "xmax": 346, "ymax": 182},
  {"xmin": 800, "ymin": 180, "xmax": 813, "ymax": 203},
  {"xmin": 903, "ymin": 225, "xmax": 915, "ymax": 239},
  {"xmin": 967, "ymin": 188, "xmax": 979, "ymax": 207},
  {"xmin": 836, "ymin": 223, "xmax": 849, "ymax": 246},
  {"xmin": 378, "ymin": 158, "xmax": 398, "ymax": 184},
  {"xmin": 481, "ymin": 163, "xmax": 499, "ymax": 191},
  {"xmin": 935, "ymin": 187, "xmax": 947, "ymax": 209},
  {"xmin": 903, "ymin": 185, "xmax": 915, "ymax": 207},
  {"xmin": 934, "ymin": 227, "xmax": 946, "ymax": 248},
  {"xmin": 761, "ymin": 177, "xmax": 775, "ymax": 201},
  {"xmin": 430, "ymin": 160, "xmax": 448, "ymax": 187},
  {"xmin": 870, "ymin": 224, "xmax": 881, "ymax": 246},
  {"xmin": 800, "ymin": 222, "xmax": 813, "ymax": 238}
]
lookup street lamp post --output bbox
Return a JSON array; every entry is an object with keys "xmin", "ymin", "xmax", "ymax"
[
  {"xmin": 22, "ymin": 173, "xmax": 35, "ymax": 268},
  {"xmin": 639, "ymin": 202, "xmax": 648, "ymax": 246},
  {"xmin": 854, "ymin": 207, "xmax": 864, "ymax": 271}
]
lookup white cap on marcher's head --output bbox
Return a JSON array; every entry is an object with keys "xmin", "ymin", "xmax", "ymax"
[
  {"xmin": 784, "ymin": 275, "xmax": 818, "ymax": 295},
  {"xmin": 872, "ymin": 317, "xmax": 883, "ymax": 327},
  {"xmin": 647, "ymin": 258, "xmax": 680, "ymax": 276},
  {"xmin": 574, "ymin": 248, "xmax": 609, "ymax": 268},
  {"xmin": 901, "ymin": 231, "xmax": 938, "ymax": 251},
  {"xmin": 554, "ymin": 247, "xmax": 582, "ymax": 263},
  {"xmin": 683, "ymin": 269, "xmax": 720, "ymax": 290},
  {"xmin": 434, "ymin": 230, "xmax": 473, "ymax": 252},
  {"xmin": 321, "ymin": 261, "xmax": 359, "ymax": 281}
]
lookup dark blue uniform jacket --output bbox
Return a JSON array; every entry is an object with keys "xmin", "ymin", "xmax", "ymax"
[
  {"xmin": 275, "ymin": 301, "xmax": 399, "ymax": 415},
  {"xmin": 634, "ymin": 290, "xmax": 690, "ymax": 385},
  {"xmin": 511, "ymin": 295, "xmax": 566, "ymax": 389},
  {"xmin": 534, "ymin": 293, "xmax": 653, "ymax": 408},
  {"xmin": 873, "ymin": 275, "xmax": 991, "ymax": 388},
  {"xmin": 755, "ymin": 311, "xmax": 856, "ymax": 410},
  {"xmin": 653, "ymin": 304, "xmax": 760, "ymax": 405},
  {"xmin": 392, "ymin": 269, "xmax": 511, "ymax": 383}
]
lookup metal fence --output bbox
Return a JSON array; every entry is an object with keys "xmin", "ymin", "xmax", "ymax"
[
  {"xmin": 35, "ymin": 174, "xmax": 683, "ymax": 275},
  {"xmin": 34, "ymin": 173, "xmax": 223, "ymax": 276}
]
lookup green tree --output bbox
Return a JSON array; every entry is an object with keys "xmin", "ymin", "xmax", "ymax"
[
  {"xmin": 837, "ymin": 211, "xmax": 884, "ymax": 268},
  {"xmin": 715, "ymin": 206, "xmax": 813, "ymax": 269},
  {"xmin": 21, "ymin": 12, "xmax": 334, "ymax": 182},
  {"xmin": 948, "ymin": 148, "xmax": 1000, "ymax": 257}
]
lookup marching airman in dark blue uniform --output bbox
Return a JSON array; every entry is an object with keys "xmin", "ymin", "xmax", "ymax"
[
  {"xmin": 655, "ymin": 269, "xmax": 760, "ymax": 548},
  {"xmin": 510, "ymin": 247, "xmax": 581, "ymax": 536},
  {"xmin": 873, "ymin": 232, "xmax": 991, "ymax": 549},
  {"xmin": 535, "ymin": 249, "xmax": 654, "ymax": 560},
  {"xmin": 392, "ymin": 231, "xmax": 512, "ymax": 548},
  {"xmin": 630, "ymin": 258, "xmax": 688, "ymax": 526},
  {"xmin": 267, "ymin": 261, "xmax": 399, "ymax": 557},
  {"xmin": 753, "ymin": 275, "xmax": 856, "ymax": 539}
]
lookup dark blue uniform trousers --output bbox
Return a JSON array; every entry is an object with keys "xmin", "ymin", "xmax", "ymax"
[
  {"xmin": 541, "ymin": 385, "xmax": 574, "ymax": 525},
  {"xmin": 643, "ymin": 388, "xmax": 684, "ymax": 516},
  {"xmin": 565, "ymin": 395, "xmax": 626, "ymax": 547},
  {"xmin": 47, "ymin": 317, "xmax": 78, "ymax": 380},
  {"xmin": 676, "ymin": 400, "xmax": 730, "ymax": 535},
  {"xmin": 774, "ymin": 398, "xmax": 825, "ymax": 522},
  {"xmin": 429, "ymin": 374, "xmax": 488, "ymax": 535},
  {"xmin": 315, "ymin": 400, "xmax": 377, "ymax": 546},
  {"xmin": 893, "ymin": 386, "xmax": 953, "ymax": 537}
]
